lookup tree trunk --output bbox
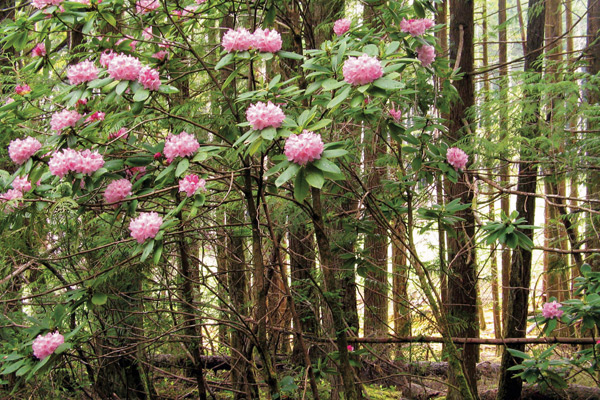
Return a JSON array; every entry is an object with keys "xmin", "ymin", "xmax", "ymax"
[
  {"xmin": 496, "ymin": 1, "xmax": 546, "ymax": 399},
  {"xmin": 447, "ymin": 1, "xmax": 479, "ymax": 399}
]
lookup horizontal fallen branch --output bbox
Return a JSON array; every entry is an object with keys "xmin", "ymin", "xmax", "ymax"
[{"xmin": 308, "ymin": 336, "xmax": 599, "ymax": 345}]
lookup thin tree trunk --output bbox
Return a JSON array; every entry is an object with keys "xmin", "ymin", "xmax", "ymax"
[{"xmin": 497, "ymin": 1, "xmax": 546, "ymax": 398}]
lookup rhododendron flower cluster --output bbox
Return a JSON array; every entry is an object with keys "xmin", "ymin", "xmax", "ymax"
[
  {"xmin": 31, "ymin": 0, "xmax": 63, "ymax": 9},
  {"xmin": 246, "ymin": 101, "xmax": 286, "ymax": 130},
  {"xmin": 107, "ymin": 54, "xmax": 142, "ymax": 81},
  {"xmin": 136, "ymin": 0, "xmax": 159, "ymax": 14},
  {"xmin": 542, "ymin": 301, "xmax": 563, "ymax": 319},
  {"xmin": 163, "ymin": 131, "xmax": 200, "ymax": 161},
  {"xmin": 446, "ymin": 147, "xmax": 468, "ymax": 170},
  {"xmin": 104, "ymin": 179, "xmax": 132, "ymax": 204},
  {"xmin": 126, "ymin": 166, "xmax": 146, "ymax": 179},
  {"xmin": 0, "ymin": 189, "xmax": 23, "ymax": 205},
  {"xmin": 342, "ymin": 54, "xmax": 383, "ymax": 85},
  {"xmin": 32, "ymin": 332, "xmax": 64, "ymax": 360},
  {"xmin": 51, "ymin": 110, "xmax": 82, "ymax": 132},
  {"xmin": 333, "ymin": 19, "xmax": 351, "ymax": 36},
  {"xmin": 8, "ymin": 136, "xmax": 42, "ymax": 165},
  {"xmin": 252, "ymin": 28, "xmax": 282, "ymax": 52},
  {"xmin": 138, "ymin": 66, "xmax": 161, "ymax": 90},
  {"xmin": 99, "ymin": 50, "xmax": 116, "ymax": 68},
  {"xmin": 15, "ymin": 84, "xmax": 31, "ymax": 95},
  {"xmin": 389, "ymin": 107, "xmax": 402, "ymax": 122},
  {"xmin": 417, "ymin": 45, "xmax": 436, "ymax": 67},
  {"xmin": 152, "ymin": 50, "xmax": 168, "ymax": 60},
  {"xmin": 222, "ymin": 28, "xmax": 253, "ymax": 52},
  {"xmin": 67, "ymin": 60, "xmax": 99, "ymax": 85},
  {"xmin": 179, "ymin": 174, "xmax": 205, "ymax": 197},
  {"xmin": 284, "ymin": 130, "xmax": 324, "ymax": 165},
  {"xmin": 108, "ymin": 128, "xmax": 128, "ymax": 141},
  {"xmin": 32, "ymin": 43, "xmax": 46, "ymax": 57},
  {"xmin": 85, "ymin": 111, "xmax": 105, "ymax": 123},
  {"xmin": 129, "ymin": 212, "xmax": 163, "ymax": 243},
  {"xmin": 400, "ymin": 18, "xmax": 435, "ymax": 36},
  {"xmin": 48, "ymin": 148, "xmax": 104, "ymax": 178},
  {"xmin": 12, "ymin": 176, "xmax": 32, "ymax": 192}
]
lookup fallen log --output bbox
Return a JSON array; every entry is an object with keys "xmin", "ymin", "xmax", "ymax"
[
  {"xmin": 480, "ymin": 384, "xmax": 600, "ymax": 400},
  {"xmin": 151, "ymin": 354, "xmax": 231, "ymax": 372}
]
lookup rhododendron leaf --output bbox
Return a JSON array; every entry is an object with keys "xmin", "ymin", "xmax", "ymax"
[
  {"xmin": 158, "ymin": 85, "xmax": 179, "ymax": 94},
  {"xmin": 335, "ymin": 41, "xmax": 347, "ymax": 71},
  {"xmin": 327, "ymin": 86, "xmax": 351, "ymax": 109},
  {"xmin": 140, "ymin": 240, "xmax": 155, "ymax": 262},
  {"xmin": 313, "ymin": 158, "xmax": 341, "ymax": 174},
  {"xmin": 372, "ymin": 78, "xmax": 403, "ymax": 90},
  {"xmin": 305, "ymin": 166, "xmax": 324, "ymax": 189},
  {"xmin": 153, "ymin": 242, "xmax": 163, "ymax": 265},
  {"xmin": 66, "ymin": 88, "xmax": 84, "ymax": 107},
  {"xmin": 305, "ymin": 81, "xmax": 322, "ymax": 95},
  {"xmin": 307, "ymin": 119, "xmax": 332, "ymax": 131},
  {"xmin": 233, "ymin": 130, "xmax": 255, "ymax": 148},
  {"xmin": 102, "ymin": 80, "xmax": 120, "ymax": 93},
  {"xmin": 321, "ymin": 79, "xmax": 345, "ymax": 91},
  {"xmin": 322, "ymin": 149, "xmax": 348, "ymax": 158},
  {"xmin": 259, "ymin": 52, "xmax": 274, "ymax": 61},
  {"xmin": 294, "ymin": 169, "xmax": 309, "ymax": 202},
  {"xmin": 104, "ymin": 160, "xmax": 124, "ymax": 171},
  {"xmin": 363, "ymin": 44, "xmax": 379, "ymax": 57},
  {"xmin": 268, "ymin": 74, "xmax": 281, "ymax": 90},
  {"xmin": 248, "ymin": 137, "xmax": 263, "ymax": 155},
  {"xmin": 125, "ymin": 156, "xmax": 153, "ymax": 167},
  {"xmin": 193, "ymin": 194, "xmax": 205, "ymax": 207},
  {"xmin": 101, "ymin": 12, "xmax": 117, "ymax": 28},
  {"xmin": 0, "ymin": 99, "xmax": 20, "ymax": 112},
  {"xmin": 192, "ymin": 151, "xmax": 207, "ymax": 162},
  {"xmin": 413, "ymin": 1, "xmax": 426, "ymax": 18},
  {"xmin": 385, "ymin": 41, "xmax": 400, "ymax": 56},
  {"xmin": 15, "ymin": 364, "xmax": 31, "ymax": 377},
  {"xmin": 133, "ymin": 89, "xmax": 150, "ymax": 102},
  {"xmin": 175, "ymin": 158, "xmax": 189, "ymax": 177},
  {"xmin": 350, "ymin": 94, "xmax": 364, "ymax": 108},
  {"xmin": 91, "ymin": 293, "xmax": 108, "ymax": 306},
  {"xmin": 278, "ymin": 51, "xmax": 304, "ymax": 60},
  {"xmin": 215, "ymin": 53, "xmax": 234, "ymax": 70},
  {"xmin": 265, "ymin": 160, "xmax": 289, "ymax": 178},
  {"xmin": 275, "ymin": 163, "xmax": 300, "ymax": 187},
  {"xmin": 261, "ymin": 127, "xmax": 277, "ymax": 141},
  {"xmin": 155, "ymin": 163, "xmax": 175, "ymax": 183},
  {"xmin": 116, "ymin": 81, "xmax": 129, "ymax": 96},
  {"xmin": 2, "ymin": 359, "xmax": 25, "ymax": 375},
  {"xmin": 131, "ymin": 101, "xmax": 145, "ymax": 115}
]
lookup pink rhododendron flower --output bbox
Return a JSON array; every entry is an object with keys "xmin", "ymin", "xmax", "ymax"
[
  {"xmin": 72, "ymin": 0, "xmax": 91, "ymax": 5},
  {"xmin": 108, "ymin": 128, "xmax": 128, "ymax": 141},
  {"xmin": 12, "ymin": 176, "xmax": 32, "ymax": 192},
  {"xmin": 32, "ymin": 43, "xmax": 46, "ymax": 57},
  {"xmin": 163, "ymin": 131, "xmax": 200, "ymax": 161},
  {"xmin": 417, "ymin": 45, "xmax": 436, "ymax": 67},
  {"xmin": 76, "ymin": 98, "xmax": 88, "ymax": 107},
  {"xmin": 179, "ymin": 174, "xmax": 205, "ymax": 197},
  {"xmin": 85, "ymin": 111, "xmax": 105, "ymax": 123},
  {"xmin": 136, "ymin": 0, "xmax": 159, "ymax": 14},
  {"xmin": 107, "ymin": 54, "xmax": 142, "ymax": 81},
  {"xmin": 252, "ymin": 28, "xmax": 282, "ymax": 53},
  {"xmin": 246, "ymin": 101, "xmax": 286, "ymax": 130},
  {"xmin": 67, "ymin": 60, "xmax": 99, "ymax": 85},
  {"xmin": 104, "ymin": 178, "xmax": 132, "ymax": 204},
  {"xmin": 342, "ymin": 54, "xmax": 383, "ymax": 85},
  {"xmin": 15, "ymin": 84, "xmax": 31, "ymax": 95},
  {"xmin": 542, "ymin": 301, "xmax": 563, "ymax": 319},
  {"xmin": 221, "ymin": 28, "xmax": 253, "ymax": 52},
  {"xmin": 154, "ymin": 152, "xmax": 162, "ymax": 160},
  {"xmin": 138, "ymin": 66, "xmax": 161, "ymax": 90},
  {"xmin": 31, "ymin": 0, "xmax": 63, "ymax": 9},
  {"xmin": 99, "ymin": 50, "xmax": 117, "ymax": 68},
  {"xmin": 142, "ymin": 27, "xmax": 153, "ymax": 40},
  {"xmin": 333, "ymin": 18, "xmax": 351, "ymax": 36},
  {"xmin": 129, "ymin": 212, "xmax": 163, "ymax": 243},
  {"xmin": 48, "ymin": 148, "xmax": 80, "ymax": 178},
  {"xmin": 126, "ymin": 166, "xmax": 146, "ymax": 179},
  {"xmin": 446, "ymin": 147, "xmax": 468, "ymax": 170},
  {"xmin": 389, "ymin": 107, "xmax": 402, "ymax": 122},
  {"xmin": 51, "ymin": 109, "xmax": 82, "ymax": 132},
  {"xmin": 284, "ymin": 130, "xmax": 324, "ymax": 166},
  {"xmin": 196, "ymin": 0, "xmax": 206, "ymax": 3},
  {"xmin": 347, "ymin": 345, "xmax": 354, "ymax": 352},
  {"xmin": 8, "ymin": 137, "xmax": 42, "ymax": 165},
  {"xmin": 32, "ymin": 332, "xmax": 64, "ymax": 360},
  {"xmin": 152, "ymin": 50, "xmax": 168, "ymax": 60},
  {"xmin": 1, "ymin": 189, "xmax": 23, "ymax": 202},
  {"xmin": 74, "ymin": 149, "xmax": 104, "ymax": 174},
  {"xmin": 400, "ymin": 18, "xmax": 435, "ymax": 36}
]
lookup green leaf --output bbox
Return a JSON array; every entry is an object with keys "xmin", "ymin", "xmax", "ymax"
[
  {"xmin": 350, "ymin": 93, "xmax": 364, "ymax": 107},
  {"xmin": 115, "ymin": 80, "xmax": 129, "ymax": 96},
  {"xmin": 91, "ymin": 293, "xmax": 108, "ymax": 306},
  {"xmin": 101, "ymin": 12, "xmax": 117, "ymax": 28},
  {"xmin": 88, "ymin": 77, "xmax": 114, "ymax": 89},
  {"xmin": 133, "ymin": 88, "xmax": 150, "ymax": 102},
  {"xmin": 372, "ymin": 78, "xmax": 404, "ymax": 90},
  {"xmin": 327, "ymin": 85, "xmax": 351, "ymax": 109},
  {"xmin": 313, "ymin": 158, "xmax": 341, "ymax": 174},
  {"xmin": 265, "ymin": 160, "xmax": 289, "ymax": 177},
  {"xmin": 306, "ymin": 119, "xmax": 332, "ymax": 131},
  {"xmin": 506, "ymin": 349, "xmax": 530, "ymax": 360},
  {"xmin": 261, "ymin": 127, "xmax": 277, "ymax": 140},
  {"xmin": 54, "ymin": 342, "xmax": 72, "ymax": 355},
  {"xmin": 2, "ymin": 359, "xmax": 25, "ymax": 375},
  {"xmin": 140, "ymin": 240, "xmax": 155, "ymax": 262},
  {"xmin": 322, "ymin": 79, "xmax": 345, "ymax": 91},
  {"xmin": 414, "ymin": 1, "xmax": 425, "ymax": 18},
  {"xmin": 294, "ymin": 169, "xmax": 309, "ymax": 202},
  {"xmin": 215, "ymin": 53, "xmax": 234, "ymax": 70},
  {"xmin": 278, "ymin": 51, "xmax": 304, "ymax": 60},
  {"xmin": 158, "ymin": 85, "xmax": 179, "ymax": 94},
  {"xmin": 175, "ymin": 158, "xmax": 190, "ymax": 177},
  {"xmin": 305, "ymin": 166, "xmax": 324, "ymax": 188},
  {"xmin": 153, "ymin": 242, "xmax": 164, "ymax": 264},
  {"xmin": 322, "ymin": 149, "xmax": 348, "ymax": 158},
  {"xmin": 275, "ymin": 163, "xmax": 301, "ymax": 187}
]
